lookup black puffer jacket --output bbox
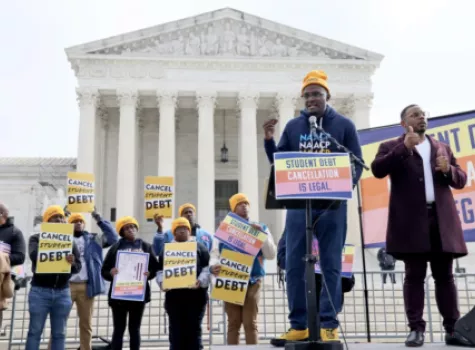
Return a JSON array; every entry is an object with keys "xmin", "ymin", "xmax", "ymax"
[{"xmin": 0, "ymin": 217, "xmax": 26, "ymax": 266}]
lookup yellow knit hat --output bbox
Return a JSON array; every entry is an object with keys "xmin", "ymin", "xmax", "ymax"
[
  {"xmin": 171, "ymin": 217, "xmax": 191, "ymax": 235},
  {"xmin": 178, "ymin": 203, "xmax": 196, "ymax": 216},
  {"xmin": 68, "ymin": 213, "xmax": 85, "ymax": 224},
  {"xmin": 42, "ymin": 205, "xmax": 65, "ymax": 223},
  {"xmin": 301, "ymin": 70, "xmax": 330, "ymax": 96},
  {"xmin": 116, "ymin": 216, "xmax": 139, "ymax": 235},
  {"xmin": 229, "ymin": 193, "xmax": 250, "ymax": 212}
]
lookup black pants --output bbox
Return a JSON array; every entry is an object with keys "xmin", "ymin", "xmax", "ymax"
[
  {"xmin": 110, "ymin": 301, "xmax": 146, "ymax": 350},
  {"xmin": 165, "ymin": 290, "xmax": 207, "ymax": 350},
  {"xmin": 382, "ymin": 271, "xmax": 396, "ymax": 284}
]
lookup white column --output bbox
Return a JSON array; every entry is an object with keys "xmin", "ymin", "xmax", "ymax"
[
  {"xmin": 196, "ymin": 91, "xmax": 217, "ymax": 231},
  {"xmin": 75, "ymin": 88, "xmax": 99, "ymax": 230},
  {"xmin": 156, "ymin": 91, "xmax": 177, "ymax": 229},
  {"xmin": 273, "ymin": 93, "xmax": 298, "ymax": 240},
  {"xmin": 238, "ymin": 91, "xmax": 260, "ymax": 221},
  {"xmin": 352, "ymin": 95, "xmax": 373, "ymax": 130},
  {"xmin": 116, "ymin": 88, "xmax": 139, "ymax": 219}
]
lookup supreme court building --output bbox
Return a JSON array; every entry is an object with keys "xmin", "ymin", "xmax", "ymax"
[{"xmin": 65, "ymin": 8, "xmax": 383, "ymax": 245}]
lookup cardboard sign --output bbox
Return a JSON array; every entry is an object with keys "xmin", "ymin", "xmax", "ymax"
[
  {"xmin": 163, "ymin": 242, "xmax": 197, "ymax": 290},
  {"xmin": 36, "ymin": 223, "xmax": 74, "ymax": 274}
]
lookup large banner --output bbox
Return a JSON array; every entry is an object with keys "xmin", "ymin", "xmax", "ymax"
[{"xmin": 359, "ymin": 110, "xmax": 475, "ymax": 248}]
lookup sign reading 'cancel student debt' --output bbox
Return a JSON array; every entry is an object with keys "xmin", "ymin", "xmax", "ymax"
[
  {"xmin": 163, "ymin": 242, "xmax": 197, "ymax": 290},
  {"xmin": 144, "ymin": 176, "xmax": 174, "ymax": 219},
  {"xmin": 273, "ymin": 152, "xmax": 354, "ymax": 200},
  {"xmin": 211, "ymin": 248, "xmax": 254, "ymax": 305},
  {"xmin": 67, "ymin": 172, "xmax": 95, "ymax": 213},
  {"xmin": 36, "ymin": 223, "xmax": 74, "ymax": 274},
  {"xmin": 214, "ymin": 213, "xmax": 268, "ymax": 256}
]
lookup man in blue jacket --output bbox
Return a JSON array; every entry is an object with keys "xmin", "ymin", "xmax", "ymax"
[
  {"xmin": 263, "ymin": 70, "xmax": 363, "ymax": 345},
  {"xmin": 64, "ymin": 210, "xmax": 118, "ymax": 350},
  {"xmin": 153, "ymin": 203, "xmax": 213, "ymax": 256}
]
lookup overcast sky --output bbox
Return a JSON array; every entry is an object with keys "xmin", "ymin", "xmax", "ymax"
[{"xmin": 0, "ymin": 0, "xmax": 473, "ymax": 157}]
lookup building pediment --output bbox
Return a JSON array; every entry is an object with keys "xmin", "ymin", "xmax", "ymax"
[{"xmin": 66, "ymin": 8, "xmax": 383, "ymax": 62}]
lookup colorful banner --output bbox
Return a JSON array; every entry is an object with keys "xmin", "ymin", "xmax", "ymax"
[
  {"xmin": 211, "ymin": 249, "xmax": 254, "ymax": 305},
  {"xmin": 67, "ymin": 172, "xmax": 95, "ymax": 213},
  {"xmin": 36, "ymin": 223, "xmax": 74, "ymax": 274},
  {"xmin": 163, "ymin": 242, "xmax": 197, "ymax": 290},
  {"xmin": 312, "ymin": 240, "xmax": 355, "ymax": 278},
  {"xmin": 359, "ymin": 110, "xmax": 475, "ymax": 247},
  {"xmin": 214, "ymin": 213, "xmax": 268, "ymax": 256},
  {"xmin": 273, "ymin": 152, "xmax": 353, "ymax": 200},
  {"xmin": 111, "ymin": 251, "xmax": 149, "ymax": 302},
  {"xmin": 144, "ymin": 176, "xmax": 174, "ymax": 219}
]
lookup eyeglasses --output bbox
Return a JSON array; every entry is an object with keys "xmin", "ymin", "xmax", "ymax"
[{"xmin": 302, "ymin": 91, "xmax": 326, "ymax": 100}]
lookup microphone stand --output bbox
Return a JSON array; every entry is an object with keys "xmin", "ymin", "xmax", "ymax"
[{"xmin": 317, "ymin": 126, "xmax": 372, "ymax": 342}]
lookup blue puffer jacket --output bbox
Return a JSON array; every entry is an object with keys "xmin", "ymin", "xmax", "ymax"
[
  {"xmin": 82, "ymin": 220, "xmax": 119, "ymax": 298},
  {"xmin": 153, "ymin": 225, "xmax": 213, "ymax": 256}
]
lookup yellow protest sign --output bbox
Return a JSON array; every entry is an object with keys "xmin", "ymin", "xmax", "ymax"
[
  {"xmin": 67, "ymin": 172, "xmax": 95, "ymax": 213},
  {"xmin": 163, "ymin": 242, "xmax": 197, "ymax": 290},
  {"xmin": 144, "ymin": 176, "xmax": 174, "ymax": 219},
  {"xmin": 211, "ymin": 248, "xmax": 254, "ymax": 305},
  {"xmin": 36, "ymin": 223, "xmax": 74, "ymax": 274}
]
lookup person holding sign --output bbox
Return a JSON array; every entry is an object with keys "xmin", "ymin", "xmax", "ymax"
[
  {"xmin": 157, "ymin": 217, "xmax": 211, "ymax": 350},
  {"xmin": 25, "ymin": 205, "xmax": 82, "ymax": 350},
  {"xmin": 262, "ymin": 70, "xmax": 362, "ymax": 343},
  {"xmin": 101, "ymin": 216, "xmax": 159, "ymax": 350},
  {"xmin": 210, "ymin": 193, "xmax": 276, "ymax": 345},
  {"xmin": 371, "ymin": 104, "xmax": 469, "ymax": 347},
  {"xmin": 154, "ymin": 203, "xmax": 214, "ymax": 257}
]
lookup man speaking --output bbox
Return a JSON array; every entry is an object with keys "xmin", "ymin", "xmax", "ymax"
[{"xmin": 263, "ymin": 70, "xmax": 363, "ymax": 346}]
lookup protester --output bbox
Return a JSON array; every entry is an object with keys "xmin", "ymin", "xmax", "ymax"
[
  {"xmin": 154, "ymin": 203, "xmax": 213, "ymax": 257},
  {"xmin": 66, "ymin": 210, "xmax": 118, "ymax": 350},
  {"xmin": 263, "ymin": 70, "xmax": 363, "ymax": 343},
  {"xmin": 371, "ymin": 104, "xmax": 469, "ymax": 347},
  {"xmin": 152, "ymin": 213, "xmax": 166, "ymax": 256},
  {"xmin": 157, "ymin": 217, "xmax": 210, "ymax": 350},
  {"xmin": 210, "ymin": 193, "xmax": 276, "ymax": 345},
  {"xmin": 101, "ymin": 216, "xmax": 159, "ymax": 350},
  {"xmin": 377, "ymin": 247, "xmax": 396, "ymax": 284},
  {"xmin": 25, "ymin": 205, "xmax": 82, "ymax": 350}
]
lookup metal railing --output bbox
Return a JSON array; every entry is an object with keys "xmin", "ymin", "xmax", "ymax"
[{"xmin": 2, "ymin": 271, "xmax": 474, "ymax": 348}]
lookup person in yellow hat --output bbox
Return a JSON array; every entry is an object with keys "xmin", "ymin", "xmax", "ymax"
[
  {"xmin": 25, "ymin": 205, "xmax": 82, "ymax": 350},
  {"xmin": 101, "ymin": 216, "xmax": 159, "ymax": 350},
  {"xmin": 153, "ymin": 203, "xmax": 214, "ymax": 257},
  {"xmin": 156, "ymin": 217, "xmax": 211, "ymax": 350},
  {"xmin": 262, "ymin": 70, "xmax": 363, "ymax": 346},
  {"xmin": 210, "ymin": 193, "xmax": 276, "ymax": 345}
]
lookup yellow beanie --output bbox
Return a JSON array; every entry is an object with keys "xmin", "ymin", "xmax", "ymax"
[
  {"xmin": 301, "ymin": 70, "xmax": 330, "ymax": 96},
  {"xmin": 68, "ymin": 213, "xmax": 85, "ymax": 224},
  {"xmin": 171, "ymin": 217, "xmax": 191, "ymax": 235},
  {"xmin": 43, "ymin": 205, "xmax": 65, "ymax": 223},
  {"xmin": 229, "ymin": 193, "xmax": 250, "ymax": 212},
  {"xmin": 116, "ymin": 216, "xmax": 139, "ymax": 235},
  {"xmin": 178, "ymin": 203, "xmax": 196, "ymax": 216}
]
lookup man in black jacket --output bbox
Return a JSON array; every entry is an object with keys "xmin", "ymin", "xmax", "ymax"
[{"xmin": 25, "ymin": 205, "xmax": 81, "ymax": 350}]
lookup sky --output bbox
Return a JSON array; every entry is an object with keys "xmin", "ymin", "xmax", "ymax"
[{"xmin": 0, "ymin": 0, "xmax": 474, "ymax": 157}]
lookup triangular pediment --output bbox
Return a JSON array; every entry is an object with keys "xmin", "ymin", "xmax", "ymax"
[{"xmin": 66, "ymin": 8, "xmax": 383, "ymax": 61}]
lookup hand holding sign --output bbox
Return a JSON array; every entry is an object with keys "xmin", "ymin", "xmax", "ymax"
[
  {"xmin": 435, "ymin": 147, "xmax": 450, "ymax": 174},
  {"xmin": 404, "ymin": 126, "xmax": 420, "ymax": 149},
  {"xmin": 66, "ymin": 254, "xmax": 75, "ymax": 265},
  {"xmin": 191, "ymin": 280, "xmax": 201, "ymax": 289},
  {"xmin": 210, "ymin": 264, "xmax": 221, "ymax": 276},
  {"xmin": 111, "ymin": 268, "xmax": 119, "ymax": 276}
]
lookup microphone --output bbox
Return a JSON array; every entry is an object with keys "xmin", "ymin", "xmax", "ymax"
[{"xmin": 308, "ymin": 115, "xmax": 320, "ymax": 139}]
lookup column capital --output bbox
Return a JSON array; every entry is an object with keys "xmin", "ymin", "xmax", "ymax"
[
  {"xmin": 196, "ymin": 90, "xmax": 217, "ymax": 111},
  {"xmin": 117, "ymin": 88, "xmax": 139, "ymax": 108},
  {"xmin": 156, "ymin": 90, "xmax": 178, "ymax": 109},
  {"xmin": 237, "ymin": 91, "xmax": 260, "ymax": 110},
  {"xmin": 76, "ymin": 87, "xmax": 99, "ymax": 108},
  {"xmin": 275, "ymin": 93, "xmax": 298, "ymax": 110}
]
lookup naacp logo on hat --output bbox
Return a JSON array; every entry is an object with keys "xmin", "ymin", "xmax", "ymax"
[{"xmin": 299, "ymin": 132, "xmax": 331, "ymax": 153}]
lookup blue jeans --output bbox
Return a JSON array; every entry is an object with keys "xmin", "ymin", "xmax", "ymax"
[
  {"xmin": 285, "ymin": 203, "xmax": 347, "ymax": 330},
  {"xmin": 25, "ymin": 286, "xmax": 73, "ymax": 350}
]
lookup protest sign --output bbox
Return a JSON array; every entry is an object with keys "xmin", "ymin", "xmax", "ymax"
[
  {"xmin": 312, "ymin": 240, "xmax": 355, "ymax": 278},
  {"xmin": 214, "ymin": 213, "xmax": 268, "ymax": 256},
  {"xmin": 273, "ymin": 152, "xmax": 353, "ymax": 200},
  {"xmin": 111, "ymin": 251, "xmax": 149, "ymax": 302},
  {"xmin": 144, "ymin": 176, "xmax": 174, "ymax": 219},
  {"xmin": 67, "ymin": 172, "xmax": 95, "ymax": 213},
  {"xmin": 211, "ymin": 248, "xmax": 254, "ymax": 305},
  {"xmin": 36, "ymin": 223, "xmax": 74, "ymax": 274},
  {"xmin": 163, "ymin": 242, "xmax": 197, "ymax": 290}
]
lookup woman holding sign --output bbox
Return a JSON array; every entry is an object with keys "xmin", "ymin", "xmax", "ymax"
[
  {"xmin": 26, "ymin": 205, "xmax": 82, "ymax": 350},
  {"xmin": 157, "ymin": 217, "xmax": 211, "ymax": 350},
  {"xmin": 101, "ymin": 216, "xmax": 159, "ymax": 350}
]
